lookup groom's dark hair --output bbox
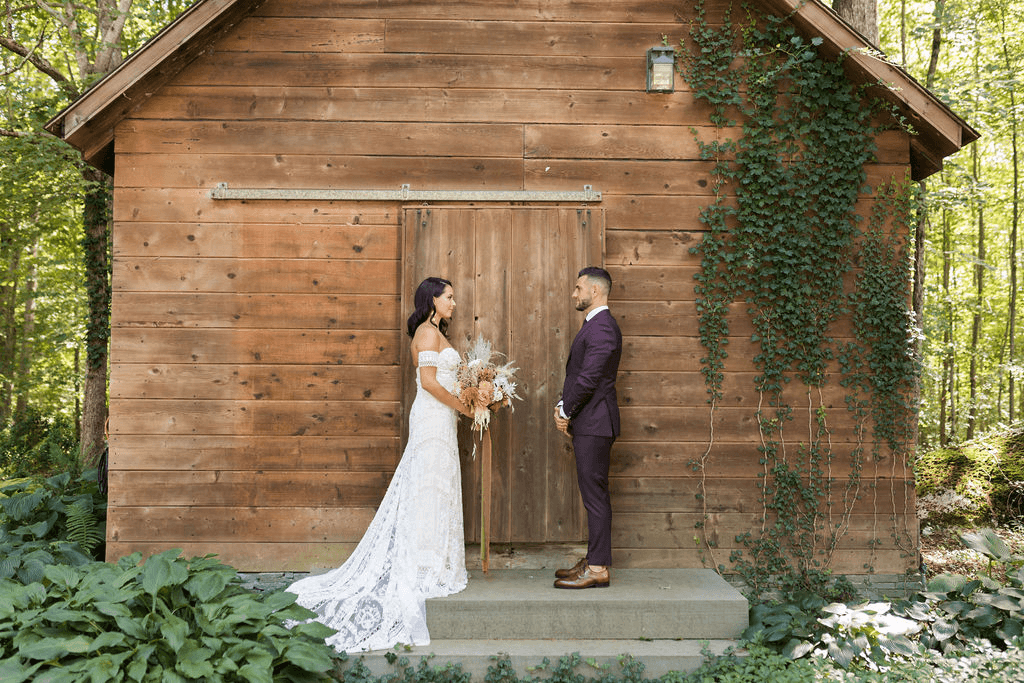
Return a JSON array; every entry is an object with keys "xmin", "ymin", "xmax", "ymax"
[{"xmin": 578, "ymin": 266, "xmax": 611, "ymax": 294}]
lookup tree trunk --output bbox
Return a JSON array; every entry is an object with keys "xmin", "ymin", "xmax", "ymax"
[
  {"xmin": 967, "ymin": 149, "xmax": 984, "ymax": 441},
  {"xmin": 966, "ymin": 34, "xmax": 984, "ymax": 441},
  {"xmin": 1001, "ymin": 9, "xmax": 1019, "ymax": 424},
  {"xmin": 14, "ymin": 238, "xmax": 38, "ymax": 419},
  {"xmin": 0, "ymin": 229, "xmax": 19, "ymax": 425},
  {"xmin": 926, "ymin": 0, "xmax": 946, "ymax": 89},
  {"xmin": 832, "ymin": 0, "xmax": 879, "ymax": 47},
  {"xmin": 899, "ymin": 0, "xmax": 906, "ymax": 65},
  {"xmin": 913, "ymin": 178, "xmax": 926, "ymax": 444},
  {"xmin": 80, "ymin": 166, "xmax": 111, "ymax": 467},
  {"xmin": 939, "ymin": 207, "xmax": 952, "ymax": 446},
  {"xmin": 921, "ymin": 0, "xmax": 944, "ymax": 445}
]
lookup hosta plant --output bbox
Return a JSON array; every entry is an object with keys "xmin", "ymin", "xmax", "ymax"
[{"xmin": 0, "ymin": 549, "xmax": 342, "ymax": 682}]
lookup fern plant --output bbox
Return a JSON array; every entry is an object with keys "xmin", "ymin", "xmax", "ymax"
[
  {"xmin": 0, "ymin": 470, "xmax": 107, "ymax": 580},
  {"xmin": 65, "ymin": 501, "xmax": 105, "ymax": 553}
]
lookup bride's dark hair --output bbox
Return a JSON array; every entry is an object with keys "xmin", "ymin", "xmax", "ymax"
[{"xmin": 406, "ymin": 277, "xmax": 453, "ymax": 338}]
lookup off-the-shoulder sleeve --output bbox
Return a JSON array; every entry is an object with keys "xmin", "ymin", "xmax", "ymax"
[{"xmin": 417, "ymin": 350, "xmax": 440, "ymax": 367}]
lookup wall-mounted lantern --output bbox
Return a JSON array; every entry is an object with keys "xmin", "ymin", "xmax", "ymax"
[{"xmin": 646, "ymin": 46, "xmax": 675, "ymax": 93}]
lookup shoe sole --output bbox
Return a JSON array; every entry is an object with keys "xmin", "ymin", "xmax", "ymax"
[{"xmin": 552, "ymin": 581, "xmax": 610, "ymax": 589}]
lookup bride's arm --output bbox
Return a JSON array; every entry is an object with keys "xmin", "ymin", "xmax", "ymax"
[{"xmin": 419, "ymin": 364, "xmax": 473, "ymax": 417}]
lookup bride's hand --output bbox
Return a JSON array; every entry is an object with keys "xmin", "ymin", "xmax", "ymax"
[{"xmin": 457, "ymin": 404, "xmax": 474, "ymax": 419}]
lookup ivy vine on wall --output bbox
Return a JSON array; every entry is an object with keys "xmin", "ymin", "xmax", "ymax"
[{"xmin": 679, "ymin": 0, "xmax": 920, "ymax": 595}]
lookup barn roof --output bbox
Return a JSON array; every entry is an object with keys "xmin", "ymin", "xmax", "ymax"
[{"xmin": 46, "ymin": 0, "xmax": 977, "ymax": 179}]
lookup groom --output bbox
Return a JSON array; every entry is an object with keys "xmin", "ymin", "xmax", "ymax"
[{"xmin": 552, "ymin": 266, "xmax": 622, "ymax": 589}]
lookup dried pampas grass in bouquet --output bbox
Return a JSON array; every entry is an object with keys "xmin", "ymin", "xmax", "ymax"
[{"xmin": 455, "ymin": 335, "xmax": 521, "ymax": 434}]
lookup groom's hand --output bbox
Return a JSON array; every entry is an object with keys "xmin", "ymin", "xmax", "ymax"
[{"xmin": 553, "ymin": 407, "xmax": 570, "ymax": 436}]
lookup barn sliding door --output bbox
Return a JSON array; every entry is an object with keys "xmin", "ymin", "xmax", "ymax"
[{"xmin": 402, "ymin": 207, "xmax": 604, "ymax": 544}]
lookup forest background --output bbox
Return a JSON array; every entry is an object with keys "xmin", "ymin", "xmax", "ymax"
[{"xmin": 0, "ymin": 0, "xmax": 1021, "ymax": 468}]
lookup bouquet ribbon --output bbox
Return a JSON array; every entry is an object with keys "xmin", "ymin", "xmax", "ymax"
[{"xmin": 479, "ymin": 427, "xmax": 492, "ymax": 573}]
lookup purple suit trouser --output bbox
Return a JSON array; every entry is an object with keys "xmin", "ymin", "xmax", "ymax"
[{"xmin": 573, "ymin": 433, "xmax": 614, "ymax": 566}]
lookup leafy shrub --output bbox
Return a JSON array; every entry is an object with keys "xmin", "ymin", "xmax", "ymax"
[
  {"xmin": 825, "ymin": 642, "xmax": 1024, "ymax": 682},
  {"xmin": 744, "ymin": 591, "xmax": 829, "ymax": 655},
  {"xmin": 0, "ymin": 408, "xmax": 79, "ymax": 477},
  {"xmin": 0, "ymin": 549, "xmax": 342, "ymax": 682},
  {"xmin": 744, "ymin": 529, "xmax": 1024, "ymax": 670},
  {"xmin": 661, "ymin": 642, "xmax": 819, "ymax": 682},
  {"xmin": 744, "ymin": 592, "xmax": 919, "ymax": 670},
  {"xmin": 891, "ymin": 531, "xmax": 1024, "ymax": 654},
  {"xmin": 0, "ymin": 470, "xmax": 106, "ymax": 579}
]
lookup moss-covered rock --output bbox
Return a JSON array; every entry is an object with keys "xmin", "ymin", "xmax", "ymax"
[{"xmin": 915, "ymin": 425, "xmax": 1024, "ymax": 525}]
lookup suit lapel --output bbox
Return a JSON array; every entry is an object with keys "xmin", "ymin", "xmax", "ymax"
[{"xmin": 567, "ymin": 316, "xmax": 589, "ymax": 367}]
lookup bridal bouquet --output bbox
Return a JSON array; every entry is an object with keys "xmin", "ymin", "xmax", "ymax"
[{"xmin": 455, "ymin": 335, "xmax": 521, "ymax": 433}]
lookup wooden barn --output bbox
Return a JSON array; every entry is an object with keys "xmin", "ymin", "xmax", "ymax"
[{"xmin": 47, "ymin": 0, "xmax": 976, "ymax": 575}]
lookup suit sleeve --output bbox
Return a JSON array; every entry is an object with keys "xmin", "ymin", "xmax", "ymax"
[{"xmin": 562, "ymin": 321, "xmax": 618, "ymax": 420}]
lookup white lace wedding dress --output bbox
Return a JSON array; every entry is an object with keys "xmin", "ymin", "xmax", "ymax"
[{"xmin": 285, "ymin": 348, "xmax": 468, "ymax": 652}]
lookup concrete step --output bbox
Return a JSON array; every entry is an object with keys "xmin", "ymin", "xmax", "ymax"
[
  {"xmin": 427, "ymin": 568, "xmax": 748, "ymax": 640},
  {"xmin": 346, "ymin": 638, "xmax": 739, "ymax": 679},
  {"xmin": 345, "ymin": 569, "xmax": 748, "ymax": 679}
]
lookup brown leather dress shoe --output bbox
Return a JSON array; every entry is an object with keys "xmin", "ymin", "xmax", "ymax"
[
  {"xmin": 553, "ymin": 565, "xmax": 610, "ymax": 589},
  {"xmin": 554, "ymin": 557, "xmax": 587, "ymax": 579}
]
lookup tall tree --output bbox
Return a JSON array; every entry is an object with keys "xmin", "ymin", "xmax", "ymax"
[
  {"xmin": 939, "ymin": 205, "xmax": 955, "ymax": 444},
  {"xmin": 3, "ymin": 0, "xmax": 143, "ymax": 464},
  {"xmin": 966, "ymin": 29, "xmax": 985, "ymax": 440},
  {"xmin": 833, "ymin": 0, "xmax": 880, "ymax": 46},
  {"xmin": 1, "ymin": 67, "xmax": 88, "ymax": 427},
  {"xmin": 14, "ymin": 238, "xmax": 38, "ymax": 419},
  {"xmin": 998, "ymin": 6, "xmax": 1020, "ymax": 423}
]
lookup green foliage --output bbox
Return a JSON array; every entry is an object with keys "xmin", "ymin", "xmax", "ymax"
[
  {"xmin": 892, "ymin": 571, "xmax": 1024, "ymax": 653},
  {"xmin": 0, "ymin": 549, "xmax": 342, "ymax": 682},
  {"xmin": 0, "ymin": 408, "xmax": 80, "ymax": 477},
  {"xmin": 879, "ymin": 0, "xmax": 1024, "ymax": 443},
  {"xmin": 889, "ymin": 528, "xmax": 1024, "ymax": 653},
  {"xmin": 916, "ymin": 426, "xmax": 1024, "ymax": 525},
  {"xmin": 959, "ymin": 527, "xmax": 1024, "ymax": 574},
  {"xmin": 377, "ymin": 651, "xmax": 472, "ymax": 683},
  {"xmin": 0, "ymin": 0, "xmax": 193, "ymax": 443},
  {"xmin": 0, "ymin": 470, "xmax": 106, "ymax": 578},
  {"xmin": 0, "ymin": 132, "xmax": 88, "ymax": 427},
  {"xmin": 825, "ymin": 642, "xmax": 1024, "ymax": 682},
  {"xmin": 679, "ymin": 1, "xmax": 920, "ymax": 593},
  {"xmin": 744, "ymin": 592, "xmax": 920, "ymax": 670},
  {"xmin": 839, "ymin": 180, "xmax": 922, "ymax": 461},
  {"xmin": 743, "ymin": 528, "xmax": 1024, "ymax": 674},
  {"xmin": 661, "ymin": 642, "xmax": 818, "ymax": 682}
]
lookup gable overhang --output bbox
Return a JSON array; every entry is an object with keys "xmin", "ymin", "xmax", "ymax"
[
  {"xmin": 46, "ymin": 0, "xmax": 976, "ymax": 181},
  {"xmin": 44, "ymin": 0, "xmax": 261, "ymax": 175},
  {"xmin": 761, "ymin": 0, "xmax": 979, "ymax": 181}
]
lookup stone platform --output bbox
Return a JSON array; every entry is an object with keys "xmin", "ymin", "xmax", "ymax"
[{"xmin": 346, "ymin": 568, "xmax": 748, "ymax": 679}]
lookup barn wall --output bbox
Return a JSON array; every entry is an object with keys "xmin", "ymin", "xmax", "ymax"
[{"xmin": 108, "ymin": 0, "xmax": 917, "ymax": 573}]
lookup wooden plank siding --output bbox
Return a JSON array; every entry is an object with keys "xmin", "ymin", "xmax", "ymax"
[{"xmin": 108, "ymin": 0, "xmax": 918, "ymax": 573}]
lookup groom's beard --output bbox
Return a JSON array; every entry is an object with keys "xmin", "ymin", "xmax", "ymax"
[{"xmin": 575, "ymin": 297, "xmax": 591, "ymax": 312}]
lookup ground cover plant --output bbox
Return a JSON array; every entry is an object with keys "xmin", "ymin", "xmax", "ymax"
[
  {"xmin": 0, "ymin": 549, "xmax": 344, "ymax": 682},
  {"xmin": 0, "ymin": 470, "xmax": 105, "ymax": 581},
  {"xmin": 0, "ymin": 470, "xmax": 346, "ymax": 682}
]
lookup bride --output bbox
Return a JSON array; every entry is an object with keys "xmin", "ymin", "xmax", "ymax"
[{"xmin": 286, "ymin": 277, "xmax": 473, "ymax": 652}]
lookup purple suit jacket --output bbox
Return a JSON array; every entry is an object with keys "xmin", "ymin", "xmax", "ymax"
[{"xmin": 561, "ymin": 309, "xmax": 622, "ymax": 438}]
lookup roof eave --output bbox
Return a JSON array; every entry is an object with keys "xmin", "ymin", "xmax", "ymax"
[
  {"xmin": 759, "ymin": 0, "xmax": 978, "ymax": 180},
  {"xmin": 45, "ymin": 0, "xmax": 262, "ymax": 172}
]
